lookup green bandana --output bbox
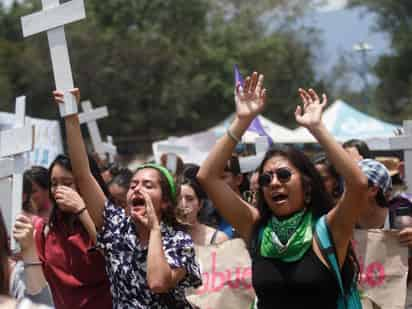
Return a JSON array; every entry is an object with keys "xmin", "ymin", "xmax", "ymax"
[{"xmin": 260, "ymin": 211, "xmax": 313, "ymax": 262}]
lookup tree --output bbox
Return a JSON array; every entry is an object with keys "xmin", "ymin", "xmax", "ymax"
[
  {"xmin": 0, "ymin": 0, "xmax": 324, "ymax": 155},
  {"xmin": 348, "ymin": 1, "xmax": 412, "ymax": 123}
]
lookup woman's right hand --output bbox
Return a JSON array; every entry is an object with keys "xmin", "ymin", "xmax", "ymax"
[
  {"xmin": 235, "ymin": 72, "xmax": 266, "ymax": 121},
  {"xmin": 54, "ymin": 185, "xmax": 86, "ymax": 214},
  {"xmin": 52, "ymin": 88, "xmax": 80, "ymax": 105},
  {"xmin": 13, "ymin": 214, "xmax": 35, "ymax": 252}
]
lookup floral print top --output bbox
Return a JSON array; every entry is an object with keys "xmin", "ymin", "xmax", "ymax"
[{"xmin": 97, "ymin": 201, "xmax": 202, "ymax": 309}]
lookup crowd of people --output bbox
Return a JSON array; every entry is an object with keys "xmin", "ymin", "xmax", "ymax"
[{"xmin": 0, "ymin": 71, "xmax": 411, "ymax": 308}]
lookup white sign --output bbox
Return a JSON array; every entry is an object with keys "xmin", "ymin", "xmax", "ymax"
[{"xmin": 21, "ymin": 0, "xmax": 86, "ymax": 117}]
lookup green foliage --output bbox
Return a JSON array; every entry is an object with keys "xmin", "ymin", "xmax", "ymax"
[
  {"xmin": 0, "ymin": 0, "xmax": 322, "ymax": 154},
  {"xmin": 348, "ymin": 0, "xmax": 412, "ymax": 122}
]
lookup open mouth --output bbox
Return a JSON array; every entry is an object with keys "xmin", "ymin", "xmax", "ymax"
[
  {"xmin": 271, "ymin": 193, "xmax": 288, "ymax": 203},
  {"xmin": 131, "ymin": 196, "xmax": 145, "ymax": 207}
]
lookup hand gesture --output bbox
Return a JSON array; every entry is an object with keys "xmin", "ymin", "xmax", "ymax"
[
  {"xmin": 13, "ymin": 214, "xmax": 35, "ymax": 252},
  {"xmin": 52, "ymin": 88, "xmax": 80, "ymax": 105},
  {"xmin": 131, "ymin": 190, "xmax": 161, "ymax": 231},
  {"xmin": 399, "ymin": 227, "xmax": 412, "ymax": 247},
  {"xmin": 54, "ymin": 186, "xmax": 86, "ymax": 214},
  {"xmin": 295, "ymin": 88, "xmax": 327, "ymax": 129},
  {"xmin": 235, "ymin": 72, "xmax": 266, "ymax": 121}
]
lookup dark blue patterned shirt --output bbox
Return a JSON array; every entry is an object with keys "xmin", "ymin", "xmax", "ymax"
[{"xmin": 97, "ymin": 201, "xmax": 202, "ymax": 309}]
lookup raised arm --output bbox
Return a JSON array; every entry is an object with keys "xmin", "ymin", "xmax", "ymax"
[
  {"xmin": 13, "ymin": 215, "xmax": 52, "ymax": 304},
  {"xmin": 53, "ymin": 89, "xmax": 106, "ymax": 229},
  {"xmin": 197, "ymin": 72, "xmax": 266, "ymax": 242},
  {"xmin": 296, "ymin": 88, "xmax": 368, "ymax": 264}
]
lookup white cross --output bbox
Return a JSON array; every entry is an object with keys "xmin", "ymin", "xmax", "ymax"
[
  {"xmin": 384, "ymin": 121, "xmax": 412, "ymax": 193},
  {"xmin": 0, "ymin": 96, "xmax": 34, "ymax": 250},
  {"xmin": 154, "ymin": 144, "xmax": 189, "ymax": 174},
  {"xmin": 21, "ymin": 0, "xmax": 86, "ymax": 117},
  {"xmin": 239, "ymin": 136, "xmax": 270, "ymax": 173},
  {"xmin": 106, "ymin": 136, "xmax": 117, "ymax": 163},
  {"xmin": 79, "ymin": 100, "xmax": 116, "ymax": 160}
]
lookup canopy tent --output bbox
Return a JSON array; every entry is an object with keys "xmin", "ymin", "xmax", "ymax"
[
  {"xmin": 153, "ymin": 114, "xmax": 293, "ymax": 165},
  {"xmin": 277, "ymin": 100, "xmax": 400, "ymax": 144}
]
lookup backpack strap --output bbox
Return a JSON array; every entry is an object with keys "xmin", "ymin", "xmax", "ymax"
[{"xmin": 314, "ymin": 215, "xmax": 345, "ymax": 297}]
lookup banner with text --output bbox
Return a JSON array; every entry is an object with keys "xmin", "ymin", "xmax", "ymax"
[{"xmin": 187, "ymin": 230, "xmax": 408, "ymax": 309}]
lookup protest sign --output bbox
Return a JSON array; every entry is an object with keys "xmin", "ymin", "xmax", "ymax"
[
  {"xmin": 187, "ymin": 239, "xmax": 255, "ymax": 309},
  {"xmin": 187, "ymin": 230, "xmax": 408, "ymax": 309},
  {"xmin": 354, "ymin": 229, "xmax": 409, "ymax": 309}
]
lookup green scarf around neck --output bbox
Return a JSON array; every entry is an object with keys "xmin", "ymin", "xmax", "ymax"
[{"xmin": 260, "ymin": 211, "xmax": 313, "ymax": 262}]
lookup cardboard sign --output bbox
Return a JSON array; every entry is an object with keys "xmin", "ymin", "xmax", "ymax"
[
  {"xmin": 187, "ymin": 239, "xmax": 255, "ymax": 309},
  {"xmin": 187, "ymin": 230, "xmax": 408, "ymax": 309},
  {"xmin": 353, "ymin": 229, "xmax": 409, "ymax": 309}
]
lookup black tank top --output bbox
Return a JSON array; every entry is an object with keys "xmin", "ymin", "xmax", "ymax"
[{"xmin": 252, "ymin": 244, "xmax": 339, "ymax": 309}]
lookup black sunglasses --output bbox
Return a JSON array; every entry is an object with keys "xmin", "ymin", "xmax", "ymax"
[{"xmin": 258, "ymin": 168, "xmax": 293, "ymax": 187}]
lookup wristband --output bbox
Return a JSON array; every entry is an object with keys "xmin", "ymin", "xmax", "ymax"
[
  {"xmin": 23, "ymin": 261, "xmax": 42, "ymax": 267},
  {"xmin": 227, "ymin": 128, "xmax": 241, "ymax": 144},
  {"xmin": 75, "ymin": 207, "xmax": 87, "ymax": 216}
]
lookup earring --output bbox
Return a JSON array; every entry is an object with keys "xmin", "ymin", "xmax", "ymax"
[{"xmin": 304, "ymin": 191, "xmax": 311, "ymax": 205}]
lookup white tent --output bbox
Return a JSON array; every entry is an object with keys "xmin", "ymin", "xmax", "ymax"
[
  {"xmin": 153, "ymin": 114, "xmax": 293, "ymax": 165},
  {"xmin": 277, "ymin": 100, "xmax": 400, "ymax": 144}
]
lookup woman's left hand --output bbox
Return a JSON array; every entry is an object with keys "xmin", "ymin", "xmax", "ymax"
[
  {"xmin": 295, "ymin": 88, "xmax": 327, "ymax": 129},
  {"xmin": 54, "ymin": 186, "xmax": 86, "ymax": 214}
]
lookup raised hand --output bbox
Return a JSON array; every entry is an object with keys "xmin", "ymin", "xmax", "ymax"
[
  {"xmin": 235, "ymin": 72, "xmax": 267, "ymax": 121},
  {"xmin": 52, "ymin": 88, "xmax": 80, "ymax": 105},
  {"xmin": 295, "ymin": 88, "xmax": 327, "ymax": 129},
  {"xmin": 54, "ymin": 186, "xmax": 86, "ymax": 214},
  {"xmin": 131, "ymin": 190, "xmax": 161, "ymax": 231},
  {"xmin": 13, "ymin": 214, "xmax": 35, "ymax": 252}
]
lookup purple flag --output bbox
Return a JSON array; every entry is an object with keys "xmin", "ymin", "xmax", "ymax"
[{"xmin": 234, "ymin": 65, "xmax": 273, "ymax": 145}]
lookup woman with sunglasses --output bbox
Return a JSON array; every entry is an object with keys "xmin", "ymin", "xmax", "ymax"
[{"xmin": 197, "ymin": 72, "xmax": 368, "ymax": 308}]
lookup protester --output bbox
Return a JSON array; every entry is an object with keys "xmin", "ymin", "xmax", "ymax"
[
  {"xmin": 107, "ymin": 167, "xmax": 133, "ymax": 210},
  {"xmin": 100, "ymin": 162, "xmax": 121, "ymax": 184},
  {"xmin": 197, "ymin": 73, "xmax": 368, "ymax": 308},
  {"xmin": 177, "ymin": 178, "xmax": 228, "ymax": 246},
  {"xmin": 0, "ymin": 211, "xmax": 53, "ymax": 308},
  {"xmin": 53, "ymin": 89, "xmax": 202, "ymax": 308},
  {"xmin": 12, "ymin": 215, "xmax": 53, "ymax": 306},
  {"xmin": 342, "ymin": 138, "xmax": 373, "ymax": 161},
  {"xmin": 355, "ymin": 159, "xmax": 392, "ymax": 229},
  {"xmin": 33, "ymin": 154, "xmax": 112, "ymax": 309},
  {"xmin": 312, "ymin": 152, "xmax": 343, "ymax": 205},
  {"xmin": 23, "ymin": 167, "xmax": 52, "ymax": 220}
]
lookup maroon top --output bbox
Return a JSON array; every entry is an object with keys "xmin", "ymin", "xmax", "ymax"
[{"xmin": 35, "ymin": 217, "xmax": 112, "ymax": 309}]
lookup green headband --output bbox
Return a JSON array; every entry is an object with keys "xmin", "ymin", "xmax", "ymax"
[{"xmin": 136, "ymin": 163, "xmax": 177, "ymax": 203}]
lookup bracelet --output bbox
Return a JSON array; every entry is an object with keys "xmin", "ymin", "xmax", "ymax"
[
  {"xmin": 23, "ymin": 261, "xmax": 42, "ymax": 267},
  {"xmin": 227, "ymin": 128, "xmax": 241, "ymax": 144},
  {"xmin": 75, "ymin": 207, "xmax": 87, "ymax": 216}
]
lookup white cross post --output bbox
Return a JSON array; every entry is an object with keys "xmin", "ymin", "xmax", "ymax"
[
  {"xmin": 384, "ymin": 120, "xmax": 412, "ymax": 193},
  {"xmin": 0, "ymin": 96, "xmax": 34, "ymax": 250},
  {"xmin": 154, "ymin": 144, "xmax": 189, "ymax": 174},
  {"xmin": 106, "ymin": 136, "xmax": 117, "ymax": 163},
  {"xmin": 239, "ymin": 136, "xmax": 270, "ymax": 173},
  {"xmin": 79, "ymin": 100, "xmax": 117, "ymax": 160},
  {"xmin": 21, "ymin": 0, "xmax": 86, "ymax": 117}
]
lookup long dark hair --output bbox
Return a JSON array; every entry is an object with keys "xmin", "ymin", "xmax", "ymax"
[
  {"xmin": 254, "ymin": 144, "xmax": 359, "ymax": 294},
  {"xmin": 0, "ymin": 211, "xmax": 10, "ymax": 295},
  {"xmin": 48, "ymin": 154, "xmax": 111, "ymax": 230}
]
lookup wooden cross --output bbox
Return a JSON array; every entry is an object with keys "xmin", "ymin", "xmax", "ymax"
[
  {"xmin": 106, "ymin": 136, "xmax": 117, "ymax": 163},
  {"xmin": 21, "ymin": 0, "xmax": 86, "ymax": 117},
  {"xmin": 79, "ymin": 100, "xmax": 116, "ymax": 159},
  {"xmin": 154, "ymin": 144, "xmax": 189, "ymax": 174},
  {"xmin": 0, "ymin": 96, "xmax": 34, "ymax": 250}
]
